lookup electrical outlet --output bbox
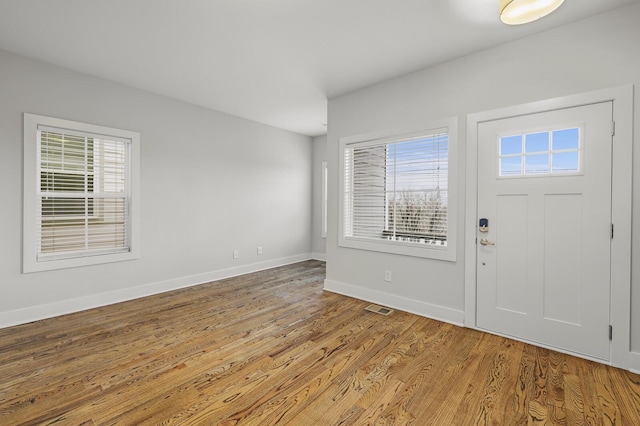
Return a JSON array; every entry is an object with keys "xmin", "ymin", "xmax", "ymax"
[
  {"xmin": 384, "ymin": 270, "xmax": 392, "ymax": 282},
  {"xmin": 257, "ymin": 246, "xmax": 263, "ymax": 255},
  {"xmin": 233, "ymin": 249, "xmax": 239, "ymax": 259}
]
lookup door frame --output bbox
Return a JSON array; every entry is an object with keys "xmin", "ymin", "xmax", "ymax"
[{"xmin": 465, "ymin": 86, "xmax": 634, "ymax": 370}]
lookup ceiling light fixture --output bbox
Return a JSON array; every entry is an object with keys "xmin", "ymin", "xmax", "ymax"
[{"xmin": 500, "ymin": 0, "xmax": 564, "ymax": 25}]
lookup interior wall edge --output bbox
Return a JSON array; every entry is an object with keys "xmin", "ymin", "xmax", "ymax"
[{"xmin": 310, "ymin": 252, "xmax": 327, "ymax": 261}]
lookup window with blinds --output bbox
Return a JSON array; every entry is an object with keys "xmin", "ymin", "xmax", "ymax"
[
  {"xmin": 341, "ymin": 125, "xmax": 454, "ymax": 259},
  {"xmin": 23, "ymin": 113, "xmax": 140, "ymax": 272},
  {"xmin": 37, "ymin": 127, "xmax": 131, "ymax": 260}
]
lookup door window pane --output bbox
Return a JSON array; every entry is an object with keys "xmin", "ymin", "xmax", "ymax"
[
  {"xmin": 500, "ymin": 135, "xmax": 523, "ymax": 155},
  {"xmin": 525, "ymin": 154, "xmax": 549, "ymax": 174},
  {"xmin": 500, "ymin": 157, "xmax": 522, "ymax": 176},
  {"xmin": 525, "ymin": 132, "xmax": 549, "ymax": 153},
  {"xmin": 552, "ymin": 151, "xmax": 579, "ymax": 173},
  {"xmin": 553, "ymin": 128, "xmax": 579, "ymax": 150}
]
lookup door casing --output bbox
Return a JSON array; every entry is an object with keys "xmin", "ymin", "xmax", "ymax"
[{"xmin": 465, "ymin": 86, "xmax": 634, "ymax": 370}]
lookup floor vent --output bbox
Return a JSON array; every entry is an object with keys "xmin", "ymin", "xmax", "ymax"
[{"xmin": 365, "ymin": 304, "xmax": 394, "ymax": 316}]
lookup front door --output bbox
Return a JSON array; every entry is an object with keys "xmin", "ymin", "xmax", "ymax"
[{"xmin": 476, "ymin": 102, "xmax": 613, "ymax": 361}]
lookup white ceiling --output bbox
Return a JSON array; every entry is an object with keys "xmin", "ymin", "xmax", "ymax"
[{"xmin": 0, "ymin": 0, "xmax": 637, "ymax": 137}]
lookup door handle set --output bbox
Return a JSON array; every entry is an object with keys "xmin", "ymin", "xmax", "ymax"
[{"xmin": 478, "ymin": 219, "xmax": 495, "ymax": 246}]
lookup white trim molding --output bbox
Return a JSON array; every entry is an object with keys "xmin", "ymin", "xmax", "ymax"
[
  {"xmin": 324, "ymin": 279, "xmax": 464, "ymax": 326},
  {"xmin": 310, "ymin": 252, "xmax": 327, "ymax": 261},
  {"xmin": 465, "ymin": 85, "xmax": 634, "ymax": 370},
  {"xmin": 23, "ymin": 113, "xmax": 141, "ymax": 273},
  {"xmin": 0, "ymin": 253, "xmax": 314, "ymax": 329}
]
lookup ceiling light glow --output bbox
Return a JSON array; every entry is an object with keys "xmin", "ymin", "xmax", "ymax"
[{"xmin": 500, "ymin": 0, "xmax": 564, "ymax": 25}]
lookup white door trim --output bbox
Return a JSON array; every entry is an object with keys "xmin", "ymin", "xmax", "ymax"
[{"xmin": 465, "ymin": 85, "xmax": 634, "ymax": 370}]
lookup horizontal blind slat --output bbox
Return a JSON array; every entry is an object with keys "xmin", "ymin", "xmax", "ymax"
[
  {"xmin": 36, "ymin": 128, "xmax": 131, "ymax": 259},
  {"xmin": 345, "ymin": 132, "xmax": 448, "ymax": 245}
]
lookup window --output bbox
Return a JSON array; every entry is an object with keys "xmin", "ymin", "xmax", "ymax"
[
  {"xmin": 339, "ymin": 119, "xmax": 457, "ymax": 260},
  {"xmin": 499, "ymin": 127, "xmax": 581, "ymax": 177},
  {"xmin": 23, "ymin": 114, "xmax": 140, "ymax": 272},
  {"xmin": 322, "ymin": 161, "xmax": 328, "ymax": 238},
  {"xmin": 40, "ymin": 131, "xmax": 97, "ymax": 220}
]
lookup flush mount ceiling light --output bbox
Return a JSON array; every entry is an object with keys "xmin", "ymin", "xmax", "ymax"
[{"xmin": 500, "ymin": 0, "xmax": 565, "ymax": 25}]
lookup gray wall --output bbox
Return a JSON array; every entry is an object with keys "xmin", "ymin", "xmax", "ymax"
[
  {"xmin": 0, "ymin": 49, "xmax": 312, "ymax": 326},
  {"xmin": 311, "ymin": 135, "xmax": 327, "ymax": 259},
  {"xmin": 326, "ymin": 4, "xmax": 640, "ymax": 353}
]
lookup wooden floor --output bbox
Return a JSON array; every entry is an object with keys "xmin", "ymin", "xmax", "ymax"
[{"xmin": 1, "ymin": 261, "xmax": 639, "ymax": 425}]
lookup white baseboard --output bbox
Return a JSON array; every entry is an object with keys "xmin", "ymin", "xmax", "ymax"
[
  {"xmin": 0, "ymin": 253, "xmax": 314, "ymax": 329},
  {"xmin": 323, "ymin": 279, "xmax": 464, "ymax": 326},
  {"xmin": 310, "ymin": 252, "xmax": 326, "ymax": 261},
  {"xmin": 627, "ymin": 352, "xmax": 640, "ymax": 373}
]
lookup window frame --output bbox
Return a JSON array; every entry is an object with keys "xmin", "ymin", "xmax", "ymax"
[
  {"xmin": 23, "ymin": 113, "xmax": 141, "ymax": 273},
  {"xmin": 338, "ymin": 117, "xmax": 457, "ymax": 261},
  {"xmin": 322, "ymin": 161, "xmax": 328, "ymax": 239}
]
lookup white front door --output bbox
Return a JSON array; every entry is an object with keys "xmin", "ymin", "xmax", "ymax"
[{"xmin": 476, "ymin": 102, "xmax": 613, "ymax": 361}]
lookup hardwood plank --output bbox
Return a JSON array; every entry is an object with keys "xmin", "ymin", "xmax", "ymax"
[
  {"xmin": 611, "ymin": 369, "xmax": 640, "ymax": 423},
  {"xmin": 545, "ymin": 350, "xmax": 567, "ymax": 424},
  {"xmin": 591, "ymin": 362, "xmax": 620, "ymax": 424},
  {"xmin": 452, "ymin": 336, "xmax": 524, "ymax": 425},
  {"xmin": 0, "ymin": 260, "xmax": 639, "ymax": 425}
]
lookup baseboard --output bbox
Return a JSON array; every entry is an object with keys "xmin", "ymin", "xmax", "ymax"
[
  {"xmin": 0, "ymin": 253, "xmax": 314, "ymax": 329},
  {"xmin": 323, "ymin": 279, "xmax": 465, "ymax": 326},
  {"xmin": 627, "ymin": 352, "xmax": 640, "ymax": 373},
  {"xmin": 310, "ymin": 252, "xmax": 326, "ymax": 261}
]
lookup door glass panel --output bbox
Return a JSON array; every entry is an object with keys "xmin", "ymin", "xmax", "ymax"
[
  {"xmin": 499, "ymin": 127, "xmax": 581, "ymax": 177},
  {"xmin": 525, "ymin": 154, "xmax": 549, "ymax": 174},
  {"xmin": 552, "ymin": 151, "xmax": 579, "ymax": 173},
  {"xmin": 500, "ymin": 135, "xmax": 523, "ymax": 155},
  {"xmin": 500, "ymin": 156, "xmax": 522, "ymax": 176},
  {"xmin": 552, "ymin": 128, "xmax": 579, "ymax": 150},
  {"xmin": 525, "ymin": 132, "xmax": 549, "ymax": 153}
]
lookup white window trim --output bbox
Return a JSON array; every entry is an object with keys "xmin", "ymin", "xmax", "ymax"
[
  {"xmin": 23, "ymin": 113, "xmax": 141, "ymax": 273},
  {"xmin": 321, "ymin": 161, "xmax": 328, "ymax": 239},
  {"xmin": 338, "ymin": 117, "xmax": 457, "ymax": 261}
]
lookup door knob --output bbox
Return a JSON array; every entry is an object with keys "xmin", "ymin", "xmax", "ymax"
[{"xmin": 480, "ymin": 238, "xmax": 495, "ymax": 246}]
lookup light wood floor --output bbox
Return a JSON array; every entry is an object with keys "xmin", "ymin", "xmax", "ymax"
[{"xmin": 1, "ymin": 260, "xmax": 639, "ymax": 425}]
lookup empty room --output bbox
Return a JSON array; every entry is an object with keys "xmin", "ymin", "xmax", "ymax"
[{"xmin": 1, "ymin": 0, "xmax": 640, "ymax": 424}]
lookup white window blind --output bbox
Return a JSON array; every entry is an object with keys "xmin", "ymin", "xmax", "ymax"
[
  {"xmin": 36, "ymin": 126, "xmax": 131, "ymax": 261},
  {"xmin": 344, "ymin": 132, "xmax": 448, "ymax": 247}
]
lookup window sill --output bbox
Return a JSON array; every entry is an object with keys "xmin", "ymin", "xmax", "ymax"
[
  {"xmin": 24, "ymin": 250, "xmax": 139, "ymax": 273},
  {"xmin": 339, "ymin": 236, "xmax": 455, "ymax": 261}
]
